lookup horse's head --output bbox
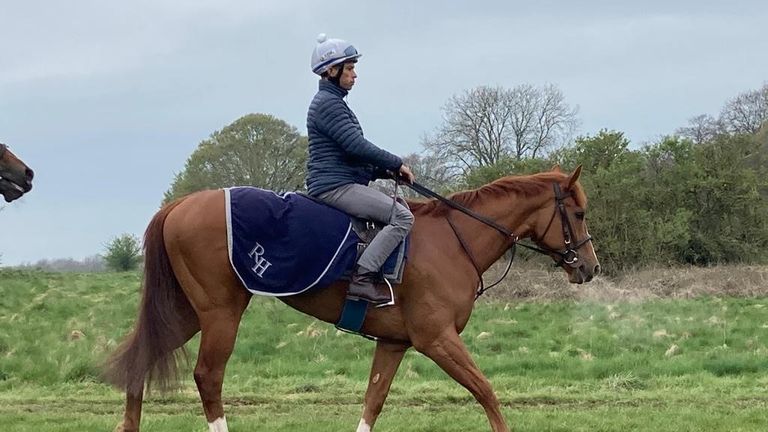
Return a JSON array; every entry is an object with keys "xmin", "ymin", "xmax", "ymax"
[
  {"xmin": 0, "ymin": 143, "xmax": 34, "ymax": 203},
  {"xmin": 530, "ymin": 165, "xmax": 600, "ymax": 284}
]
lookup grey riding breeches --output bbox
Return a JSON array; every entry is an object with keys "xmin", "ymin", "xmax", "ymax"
[{"xmin": 317, "ymin": 183, "xmax": 414, "ymax": 273}]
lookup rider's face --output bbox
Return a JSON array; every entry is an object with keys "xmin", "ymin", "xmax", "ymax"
[{"xmin": 336, "ymin": 63, "xmax": 357, "ymax": 90}]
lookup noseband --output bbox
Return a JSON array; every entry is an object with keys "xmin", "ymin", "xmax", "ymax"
[{"xmin": 405, "ymin": 180, "xmax": 593, "ymax": 298}]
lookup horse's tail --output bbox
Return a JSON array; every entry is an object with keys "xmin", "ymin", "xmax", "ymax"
[{"xmin": 103, "ymin": 197, "xmax": 197, "ymax": 397}]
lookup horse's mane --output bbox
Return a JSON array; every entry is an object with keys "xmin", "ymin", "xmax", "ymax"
[{"xmin": 407, "ymin": 170, "xmax": 587, "ymax": 217}]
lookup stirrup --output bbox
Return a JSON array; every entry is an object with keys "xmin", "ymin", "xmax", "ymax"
[
  {"xmin": 346, "ymin": 279, "xmax": 395, "ymax": 308},
  {"xmin": 375, "ymin": 279, "xmax": 395, "ymax": 307}
]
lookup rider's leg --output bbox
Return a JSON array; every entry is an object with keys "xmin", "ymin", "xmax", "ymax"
[{"xmin": 318, "ymin": 183, "xmax": 414, "ymax": 303}]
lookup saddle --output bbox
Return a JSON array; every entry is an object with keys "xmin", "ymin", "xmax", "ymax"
[
  {"xmin": 224, "ymin": 187, "xmax": 408, "ymax": 297},
  {"xmin": 346, "ymin": 202, "xmax": 409, "ymax": 283}
]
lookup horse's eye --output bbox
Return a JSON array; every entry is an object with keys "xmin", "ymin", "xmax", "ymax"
[{"xmin": 575, "ymin": 211, "xmax": 585, "ymax": 220}]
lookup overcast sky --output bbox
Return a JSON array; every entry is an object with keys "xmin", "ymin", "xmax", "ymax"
[{"xmin": 1, "ymin": 0, "xmax": 766, "ymax": 265}]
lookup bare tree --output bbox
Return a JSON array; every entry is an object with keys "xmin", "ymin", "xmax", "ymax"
[
  {"xmin": 676, "ymin": 114, "xmax": 725, "ymax": 144},
  {"xmin": 508, "ymin": 84, "xmax": 539, "ymax": 159},
  {"xmin": 529, "ymin": 84, "xmax": 580, "ymax": 158},
  {"xmin": 426, "ymin": 86, "xmax": 513, "ymax": 169},
  {"xmin": 424, "ymin": 84, "xmax": 578, "ymax": 170},
  {"xmin": 720, "ymin": 83, "xmax": 768, "ymax": 134}
]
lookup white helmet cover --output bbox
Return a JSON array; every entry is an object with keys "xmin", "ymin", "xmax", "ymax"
[{"xmin": 311, "ymin": 33, "xmax": 362, "ymax": 75}]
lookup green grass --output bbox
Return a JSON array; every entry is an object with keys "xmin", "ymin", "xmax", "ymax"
[{"xmin": 1, "ymin": 269, "xmax": 768, "ymax": 431}]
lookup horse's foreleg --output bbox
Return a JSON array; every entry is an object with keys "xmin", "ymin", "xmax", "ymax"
[
  {"xmin": 414, "ymin": 330, "xmax": 509, "ymax": 432},
  {"xmin": 357, "ymin": 341, "xmax": 409, "ymax": 431},
  {"xmin": 194, "ymin": 305, "xmax": 247, "ymax": 432}
]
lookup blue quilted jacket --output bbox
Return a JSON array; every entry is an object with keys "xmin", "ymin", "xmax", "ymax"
[{"xmin": 306, "ymin": 80, "xmax": 403, "ymax": 197}]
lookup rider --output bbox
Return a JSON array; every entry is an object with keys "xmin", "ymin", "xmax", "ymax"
[{"xmin": 306, "ymin": 34, "xmax": 416, "ymax": 306}]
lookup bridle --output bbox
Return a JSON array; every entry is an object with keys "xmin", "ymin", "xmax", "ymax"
[
  {"xmin": 520, "ymin": 183, "xmax": 593, "ymax": 269},
  {"xmin": 404, "ymin": 180, "xmax": 593, "ymax": 298}
]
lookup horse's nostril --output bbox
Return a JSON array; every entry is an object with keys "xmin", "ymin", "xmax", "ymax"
[
  {"xmin": 26, "ymin": 168, "xmax": 34, "ymax": 181},
  {"xmin": 594, "ymin": 264, "xmax": 601, "ymax": 275}
]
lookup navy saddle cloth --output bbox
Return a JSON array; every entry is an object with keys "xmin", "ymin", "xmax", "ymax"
[{"xmin": 225, "ymin": 187, "xmax": 408, "ymax": 296}]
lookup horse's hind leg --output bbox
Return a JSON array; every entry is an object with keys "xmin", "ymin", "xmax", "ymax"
[
  {"xmin": 357, "ymin": 341, "xmax": 409, "ymax": 431},
  {"xmin": 413, "ymin": 329, "xmax": 509, "ymax": 432},
  {"xmin": 114, "ymin": 310, "xmax": 200, "ymax": 432},
  {"xmin": 194, "ymin": 295, "xmax": 249, "ymax": 432},
  {"xmin": 113, "ymin": 389, "xmax": 143, "ymax": 432}
]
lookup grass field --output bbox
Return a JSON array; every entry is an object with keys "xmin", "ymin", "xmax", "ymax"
[{"xmin": 1, "ymin": 267, "xmax": 768, "ymax": 431}]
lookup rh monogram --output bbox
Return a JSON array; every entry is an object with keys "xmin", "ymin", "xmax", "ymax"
[{"xmin": 248, "ymin": 242, "xmax": 272, "ymax": 278}]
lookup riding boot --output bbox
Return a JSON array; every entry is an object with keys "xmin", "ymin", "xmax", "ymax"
[{"xmin": 347, "ymin": 267, "xmax": 391, "ymax": 305}]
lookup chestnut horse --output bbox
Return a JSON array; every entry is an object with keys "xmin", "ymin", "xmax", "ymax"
[
  {"xmin": 0, "ymin": 143, "xmax": 34, "ymax": 203},
  {"xmin": 105, "ymin": 166, "xmax": 599, "ymax": 432}
]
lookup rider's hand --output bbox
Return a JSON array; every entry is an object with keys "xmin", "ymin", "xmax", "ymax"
[{"xmin": 398, "ymin": 164, "xmax": 416, "ymax": 184}]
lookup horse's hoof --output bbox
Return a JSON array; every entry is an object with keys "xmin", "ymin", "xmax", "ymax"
[{"xmin": 114, "ymin": 423, "xmax": 138, "ymax": 432}]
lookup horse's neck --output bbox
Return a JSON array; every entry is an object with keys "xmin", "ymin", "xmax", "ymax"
[{"xmin": 452, "ymin": 184, "xmax": 547, "ymax": 273}]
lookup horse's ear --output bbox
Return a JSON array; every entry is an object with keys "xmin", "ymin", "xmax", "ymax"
[
  {"xmin": 551, "ymin": 164, "xmax": 562, "ymax": 173},
  {"xmin": 567, "ymin": 165, "xmax": 583, "ymax": 189}
]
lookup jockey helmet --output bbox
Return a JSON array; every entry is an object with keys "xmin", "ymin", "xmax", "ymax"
[{"xmin": 311, "ymin": 34, "xmax": 362, "ymax": 75}]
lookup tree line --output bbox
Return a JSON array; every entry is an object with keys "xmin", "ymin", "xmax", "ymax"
[
  {"xmin": 161, "ymin": 83, "xmax": 768, "ymax": 273},
  {"xmin": 10, "ymin": 234, "xmax": 141, "ymax": 272}
]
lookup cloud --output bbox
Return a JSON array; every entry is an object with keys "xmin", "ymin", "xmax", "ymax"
[
  {"xmin": 0, "ymin": 0, "xmax": 295, "ymax": 85},
  {"xmin": 1, "ymin": 0, "xmax": 767, "ymax": 265}
]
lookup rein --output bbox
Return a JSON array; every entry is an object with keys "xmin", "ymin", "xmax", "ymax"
[
  {"xmin": 406, "ymin": 181, "xmax": 518, "ymax": 239},
  {"xmin": 445, "ymin": 215, "xmax": 516, "ymax": 298},
  {"xmin": 401, "ymin": 180, "xmax": 592, "ymax": 299}
]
